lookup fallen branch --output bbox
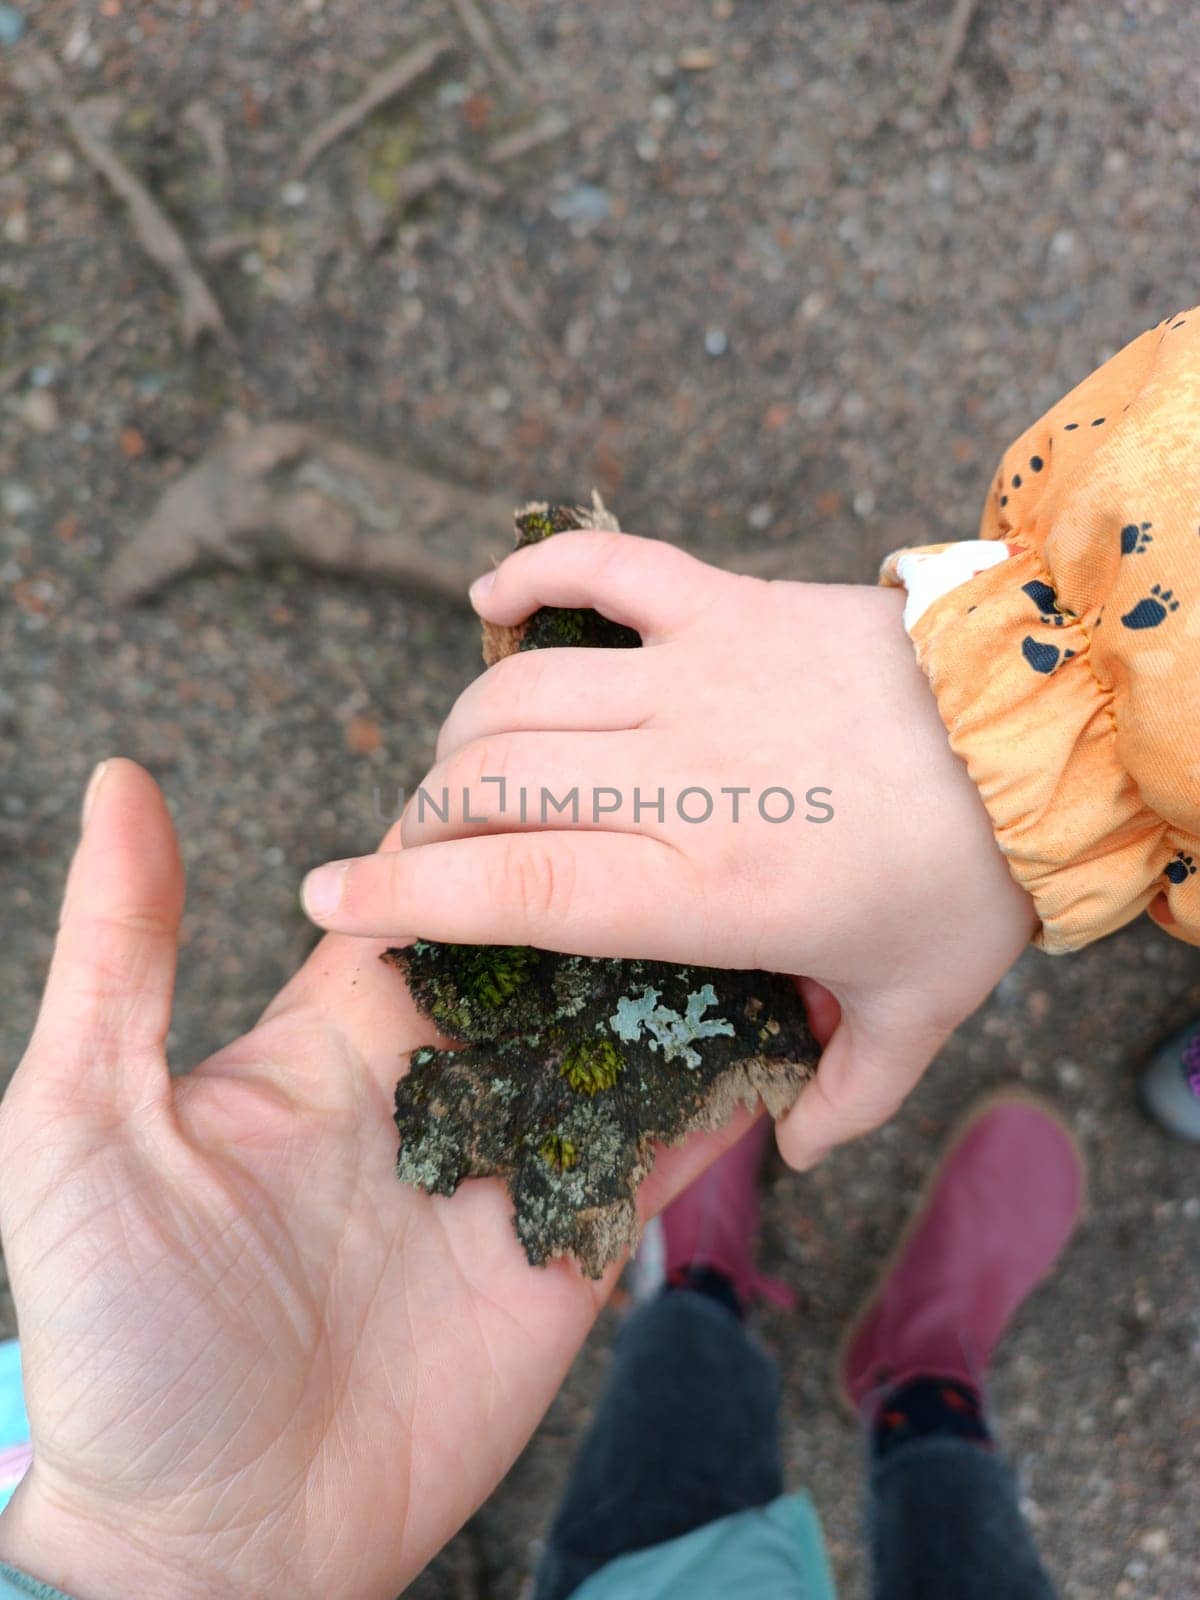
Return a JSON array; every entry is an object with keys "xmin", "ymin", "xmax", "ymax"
[
  {"xmin": 450, "ymin": 0, "xmax": 521, "ymax": 95},
  {"xmin": 105, "ymin": 416, "xmax": 803, "ymax": 606},
  {"xmin": 292, "ymin": 36, "xmax": 455, "ymax": 177},
  {"xmin": 105, "ymin": 416, "xmax": 515, "ymax": 606},
  {"xmin": 14, "ymin": 47, "xmax": 228, "ymax": 349}
]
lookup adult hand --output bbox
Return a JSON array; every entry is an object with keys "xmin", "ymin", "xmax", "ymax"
[
  {"xmin": 0, "ymin": 759, "xmax": 749, "ymax": 1599},
  {"xmin": 299, "ymin": 532, "xmax": 1036, "ymax": 1169}
]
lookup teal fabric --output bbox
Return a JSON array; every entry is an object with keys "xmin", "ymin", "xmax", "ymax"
[
  {"xmin": 0, "ymin": 1567, "xmax": 75, "ymax": 1600},
  {"xmin": 570, "ymin": 1490, "xmax": 836, "ymax": 1600},
  {"xmin": 0, "ymin": 1341, "xmax": 29, "ymax": 1515}
]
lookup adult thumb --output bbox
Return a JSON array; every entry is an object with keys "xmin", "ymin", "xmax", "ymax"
[{"xmin": 16, "ymin": 759, "xmax": 184, "ymax": 1121}]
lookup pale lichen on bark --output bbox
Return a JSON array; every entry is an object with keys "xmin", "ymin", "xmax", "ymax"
[{"xmin": 387, "ymin": 497, "xmax": 818, "ymax": 1277}]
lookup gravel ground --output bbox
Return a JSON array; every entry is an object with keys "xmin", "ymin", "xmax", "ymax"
[{"xmin": 2, "ymin": 1, "xmax": 1199, "ymax": 1595}]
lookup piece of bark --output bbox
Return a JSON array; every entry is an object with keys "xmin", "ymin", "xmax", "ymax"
[
  {"xmin": 292, "ymin": 36, "xmax": 456, "ymax": 177},
  {"xmin": 14, "ymin": 47, "xmax": 227, "ymax": 349},
  {"xmin": 105, "ymin": 416, "xmax": 514, "ymax": 606},
  {"xmin": 388, "ymin": 499, "xmax": 818, "ymax": 1277}
]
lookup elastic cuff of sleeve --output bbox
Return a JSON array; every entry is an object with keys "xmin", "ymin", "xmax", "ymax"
[
  {"xmin": 0, "ymin": 1563, "xmax": 78, "ymax": 1600},
  {"xmin": 881, "ymin": 540, "xmax": 1181, "ymax": 953}
]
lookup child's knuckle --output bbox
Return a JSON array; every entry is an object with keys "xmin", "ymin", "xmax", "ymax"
[{"xmin": 496, "ymin": 838, "xmax": 573, "ymax": 924}]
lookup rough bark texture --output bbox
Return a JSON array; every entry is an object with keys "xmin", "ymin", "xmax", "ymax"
[{"xmin": 388, "ymin": 497, "xmax": 818, "ymax": 1276}]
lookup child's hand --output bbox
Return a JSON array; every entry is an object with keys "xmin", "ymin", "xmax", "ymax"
[{"xmin": 302, "ymin": 532, "xmax": 1036, "ymax": 1167}]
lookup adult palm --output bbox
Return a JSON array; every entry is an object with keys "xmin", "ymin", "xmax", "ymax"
[{"xmin": 0, "ymin": 761, "xmax": 751, "ymax": 1599}]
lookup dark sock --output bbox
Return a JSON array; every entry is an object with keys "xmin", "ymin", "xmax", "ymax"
[
  {"xmin": 663, "ymin": 1265, "xmax": 744, "ymax": 1320},
  {"xmin": 871, "ymin": 1376, "xmax": 992, "ymax": 1463}
]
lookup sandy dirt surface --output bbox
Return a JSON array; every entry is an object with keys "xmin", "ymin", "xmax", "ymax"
[{"xmin": 2, "ymin": 1, "xmax": 1198, "ymax": 1594}]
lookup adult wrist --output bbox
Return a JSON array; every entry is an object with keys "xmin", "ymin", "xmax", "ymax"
[{"xmin": 0, "ymin": 1483, "xmax": 236, "ymax": 1600}]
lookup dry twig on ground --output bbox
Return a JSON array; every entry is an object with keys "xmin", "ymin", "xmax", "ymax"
[
  {"xmin": 922, "ymin": 0, "xmax": 983, "ymax": 114},
  {"xmin": 14, "ymin": 46, "xmax": 228, "ymax": 348},
  {"xmin": 361, "ymin": 153, "xmax": 503, "ymax": 247},
  {"xmin": 292, "ymin": 36, "xmax": 455, "ymax": 177},
  {"xmin": 449, "ymin": 0, "xmax": 521, "ymax": 95},
  {"xmin": 485, "ymin": 110, "xmax": 572, "ymax": 168},
  {"xmin": 182, "ymin": 99, "xmax": 231, "ymax": 189}
]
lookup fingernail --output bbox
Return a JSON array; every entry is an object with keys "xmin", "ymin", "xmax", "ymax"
[
  {"xmin": 81, "ymin": 761, "xmax": 109, "ymax": 829},
  {"xmin": 302, "ymin": 861, "xmax": 348, "ymax": 919},
  {"xmin": 468, "ymin": 570, "xmax": 496, "ymax": 605}
]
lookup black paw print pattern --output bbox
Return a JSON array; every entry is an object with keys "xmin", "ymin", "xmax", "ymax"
[
  {"xmin": 1120, "ymin": 521, "xmax": 1153, "ymax": 555},
  {"xmin": 1022, "ymin": 637, "xmax": 1076, "ymax": 675},
  {"xmin": 1022, "ymin": 580, "xmax": 1068, "ymax": 626},
  {"xmin": 1165, "ymin": 851, "xmax": 1197, "ymax": 885},
  {"xmin": 1121, "ymin": 585, "xmax": 1180, "ymax": 630}
]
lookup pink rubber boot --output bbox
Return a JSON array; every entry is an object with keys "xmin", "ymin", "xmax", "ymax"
[
  {"xmin": 635, "ymin": 1115, "xmax": 795, "ymax": 1311},
  {"xmin": 840, "ymin": 1092, "xmax": 1085, "ymax": 1418}
]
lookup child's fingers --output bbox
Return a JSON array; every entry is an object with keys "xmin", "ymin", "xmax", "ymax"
[
  {"xmin": 401, "ymin": 730, "xmax": 670, "ymax": 849},
  {"xmin": 301, "ymin": 831, "xmax": 692, "ymax": 957},
  {"xmin": 16, "ymin": 759, "xmax": 182, "ymax": 1119},
  {"xmin": 469, "ymin": 530, "xmax": 724, "ymax": 641},
  {"xmin": 774, "ymin": 1010, "xmax": 942, "ymax": 1171},
  {"xmin": 435, "ymin": 647, "xmax": 655, "ymax": 762}
]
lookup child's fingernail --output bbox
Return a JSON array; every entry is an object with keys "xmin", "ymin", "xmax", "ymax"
[
  {"xmin": 302, "ymin": 862, "xmax": 349, "ymax": 919},
  {"xmin": 468, "ymin": 570, "xmax": 496, "ymax": 605},
  {"xmin": 81, "ymin": 761, "xmax": 109, "ymax": 829}
]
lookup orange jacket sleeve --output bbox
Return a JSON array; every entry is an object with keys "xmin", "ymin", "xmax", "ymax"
[{"xmin": 880, "ymin": 309, "xmax": 1200, "ymax": 953}]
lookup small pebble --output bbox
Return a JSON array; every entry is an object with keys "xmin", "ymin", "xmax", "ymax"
[
  {"xmin": 45, "ymin": 149, "xmax": 75, "ymax": 184},
  {"xmin": 281, "ymin": 180, "xmax": 308, "ymax": 208},
  {"xmin": 550, "ymin": 183, "xmax": 612, "ymax": 225},
  {"xmin": 704, "ymin": 326, "xmax": 728, "ymax": 357},
  {"xmin": 1, "ymin": 483, "xmax": 36, "ymax": 518},
  {"xmin": 678, "ymin": 46, "xmax": 717, "ymax": 72},
  {"xmin": 16, "ymin": 390, "xmax": 59, "ymax": 434},
  {"xmin": 0, "ymin": 5, "xmax": 25, "ymax": 46}
]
